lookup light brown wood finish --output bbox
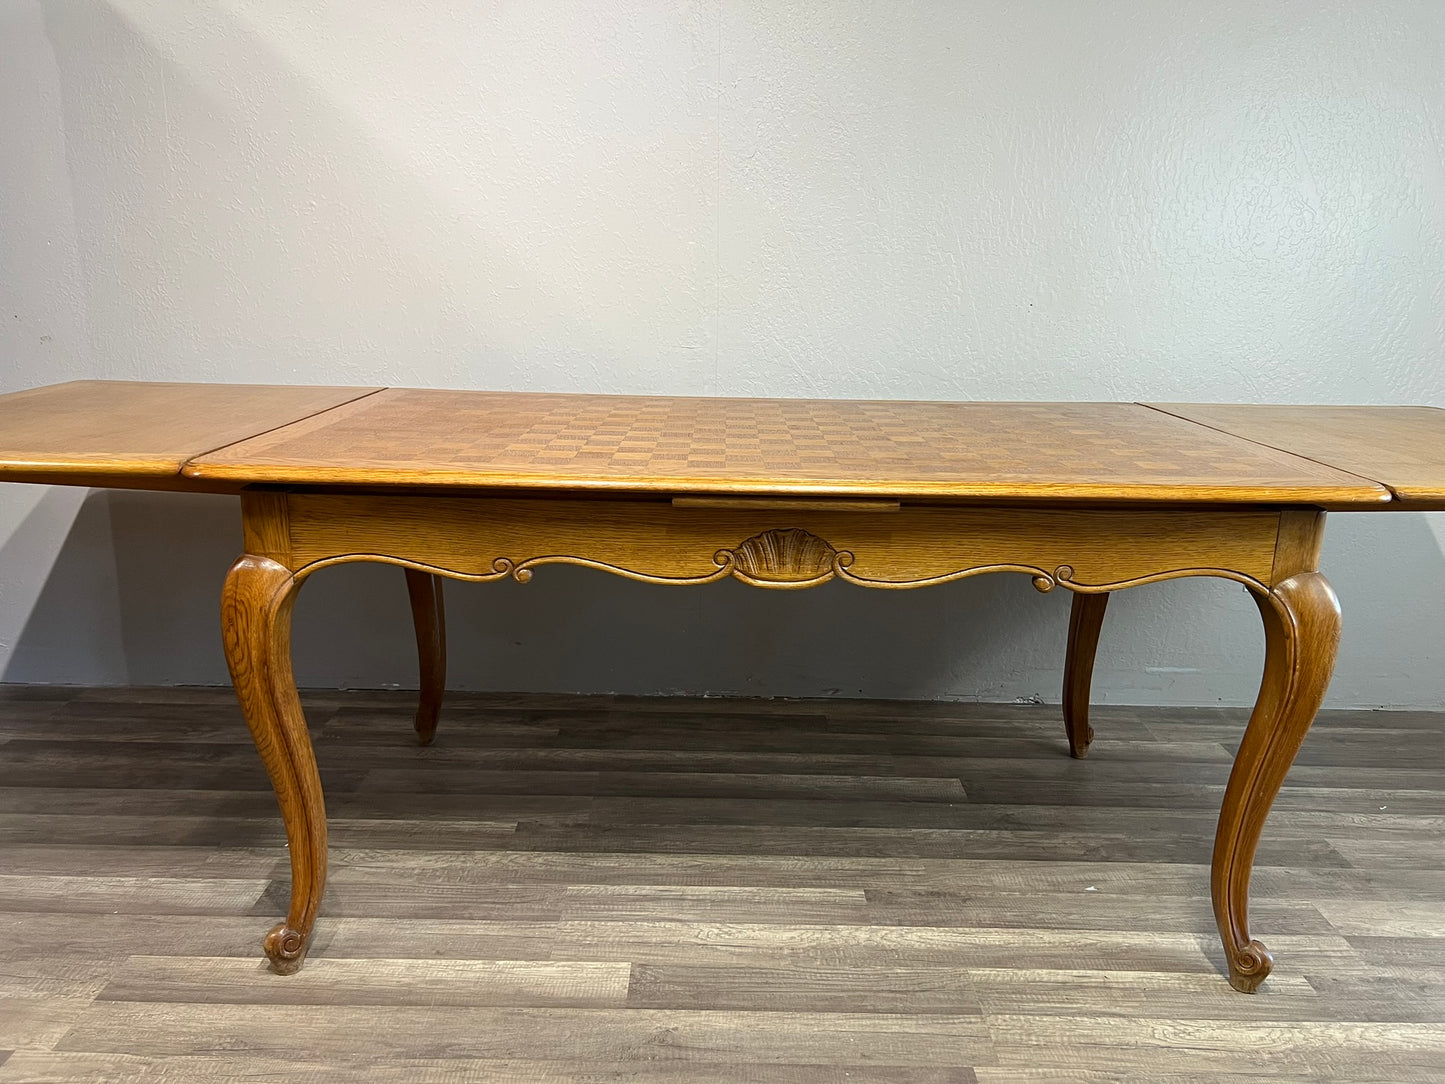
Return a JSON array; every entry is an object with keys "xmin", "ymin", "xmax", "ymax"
[
  {"xmin": 1148, "ymin": 402, "xmax": 1445, "ymax": 506},
  {"xmin": 403, "ymin": 570, "xmax": 446, "ymax": 745},
  {"xmin": 0, "ymin": 381, "xmax": 381, "ymax": 489},
  {"xmin": 3, "ymin": 380, "xmax": 1434, "ymax": 993},
  {"xmin": 1216, "ymin": 570, "xmax": 1341, "ymax": 991},
  {"xmin": 279, "ymin": 494, "xmax": 1287, "ymax": 591},
  {"xmin": 1062, "ymin": 593, "xmax": 1109, "ymax": 759},
  {"xmin": 183, "ymin": 388, "xmax": 1390, "ymax": 504},
  {"xmin": 1051, "ymin": 510, "xmax": 1343, "ymax": 990},
  {"xmin": 219, "ymin": 554, "xmax": 325, "ymax": 975},
  {"xmin": 226, "ymin": 487, "xmax": 1342, "ymax": 989}
]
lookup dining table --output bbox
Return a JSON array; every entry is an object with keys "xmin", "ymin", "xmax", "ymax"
[{"xmin": 2, "ymin": 379, "xmax": 1443, "ymax": 993}]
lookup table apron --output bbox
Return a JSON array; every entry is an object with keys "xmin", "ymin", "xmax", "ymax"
[{"xmin": 241, "ymin": 491, "xmax": 1322, "ymax": 593}]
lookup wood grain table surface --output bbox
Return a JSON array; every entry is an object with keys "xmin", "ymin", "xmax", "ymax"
[
  {"xmin": 1, "ymin": 379, "xmax": 1442, "ymax": 999},
  {"xmin": 1151, "ymin": 402, "xmax": 1445, "ymax": 506},
  {"xmin": 0, "ymin": 381, "xmax": 381, "ymax": 490},
  {"xmin": 179, "ymin": 389, "xmax": 1391, "ymax": 505},
  {"xmin": 0, "ymin": 380, "xmax": 1426, "ymax": 505}
]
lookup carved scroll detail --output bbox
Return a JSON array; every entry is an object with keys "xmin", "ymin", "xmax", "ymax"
[{"xmin": 297, "ymin": 553, "xmax": 1264, "ymax": 595}]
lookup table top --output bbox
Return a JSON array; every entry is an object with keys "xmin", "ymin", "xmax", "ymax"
[
  {"xmin": 179, "ymin": 387, "xmax": 1388, "ymax": 505},
  {"xmin": 0, "ymin": 381, "xmax": 380, "ymax": 489},
  {"xmin": 2, "ymin": 380, "xmax": 1438, "ymax": 508},
  {"xmin": 1151, "ymin": 403, "xmax": 1445, "ymax": 505}
]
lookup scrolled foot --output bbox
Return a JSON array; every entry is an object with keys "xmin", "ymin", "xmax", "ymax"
[
  {"xmin": 264, "ymin": 922, "xmax": 310, "ymax": 975},
  {"xmin": 1225, "ymin": 938, "xmax": 1273, "ymax": 993}
]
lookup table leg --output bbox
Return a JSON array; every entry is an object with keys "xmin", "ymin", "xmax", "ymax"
[
  {"xmin": 404, "ymin": 569, "xmax": 447, "ymax": 745},
  {"xmin": 1062, "ymin": 591, "xmax": 1109, "ymax": 758},
  {"xmin": 1213, "ymin": 572, "xmax": 1339, "ymax": 991},
  {"xmin": 221, "ymin": 554, "xmax": 327, "ymax": 975}
]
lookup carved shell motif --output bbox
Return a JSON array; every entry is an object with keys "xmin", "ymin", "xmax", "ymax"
[{"xmin": 724, "ymin": 528, "xmax": 838, "ymax": 584}]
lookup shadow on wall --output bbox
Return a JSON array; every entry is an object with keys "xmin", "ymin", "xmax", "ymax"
[
  {"xmin": 2, "ymin": 489, "xmax": 240, "ymax": 684},
  {"xmin": 4, "ymin": 490, "xmax": 1443, "ymax": 708},
  {"xmin": 0, "ymin": 487, "xmax": 126, "ymax": 683}
]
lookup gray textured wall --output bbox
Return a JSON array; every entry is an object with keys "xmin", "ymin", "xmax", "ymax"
[{"xmin": 3, "ymin": 1, "xmax": 1444, "ymax": 707}]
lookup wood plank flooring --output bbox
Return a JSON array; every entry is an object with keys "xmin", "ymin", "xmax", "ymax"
[{"xmin": 0, "ymin": 686, "xmax": 1441, "ymax": 1081}]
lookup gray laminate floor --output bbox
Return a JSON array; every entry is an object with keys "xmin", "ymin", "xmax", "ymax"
[{"xmin": 0, "ymin": 686, "xmax": 1442, "ymax": 1082}]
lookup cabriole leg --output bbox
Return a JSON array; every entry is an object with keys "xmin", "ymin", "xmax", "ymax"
[
  {"xmin": 1213, "ymin": 572, "xmax": 1340, "ymax": 991},
  {"xmin": 1062, "ymin": 591, "xmax": 1109, "ymax": 758},
  {"xmin": 405, "ymin": 569, "xmax": 447, "ymax": 745},
  {"xmin": 222, "ymin": 554, "xmax": 327, "ymax": 974}
]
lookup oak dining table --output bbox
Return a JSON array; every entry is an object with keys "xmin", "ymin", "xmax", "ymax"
[{"xmin": 2, "ymin": 379, "xmax": 1443, "ymax": 993}]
